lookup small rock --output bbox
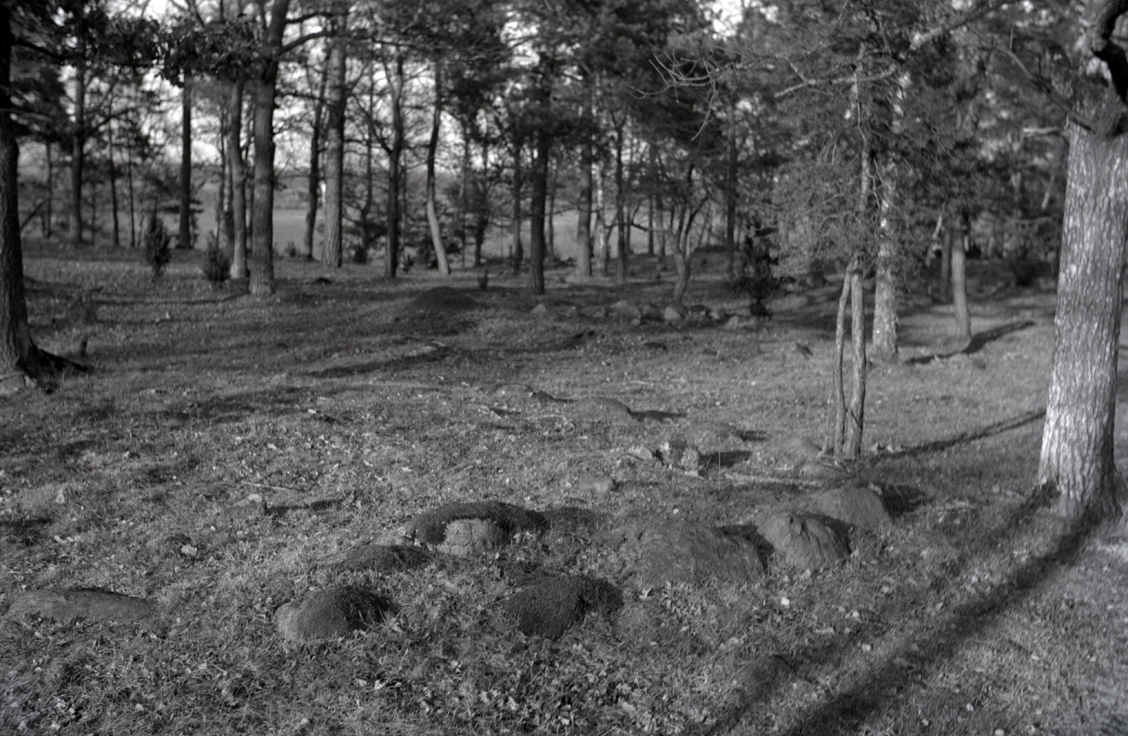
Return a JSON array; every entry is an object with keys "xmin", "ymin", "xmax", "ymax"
[
  {"xmin": 663, "ymin": 304, "xmax": 687, "ymax": 324},
  {"xmin": 658, "ymin": 439, "xmax": 702, "ymax": 472},
  {"xmin": 276, "ymin": 586, "xmax": 394, "ymax": 643},
  {"xmin": 610, "ymin": 300, "xmax": 643, "ymax": 321},
  {"xmin": 575, "ymin": 476, "xmax": 617, "ymax": 495},
  {"xmin": 531, "ymin": 302, "xmax": 549, "ymax": 316},
  {"xmin": 723, "ymin": 315, "xmax": 746, "ymax": 330},
  {"xmin": 626, "ymin": 445, "xmax": 657, "ymax": 462}
]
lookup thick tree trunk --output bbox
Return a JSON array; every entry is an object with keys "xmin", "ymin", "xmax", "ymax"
[
  {"xmin": 69, "ymin": 54, "xmax": 86, "ymax": 246},
  {"xmin": 0, "ymin": 8, "xmax": 32, "ymax": 384},
  {"xmin": 844, "ymin": 264, "xmax": 867, "ymax": 458},
  {"xmin": 575, "ymin": 76, "xmax": 594, "ymax": 277},
  {"xmin": 304, "ymin": 60, "xmax": 327, "ymax": 262},
  {"xmin": 426, "ymin": 62, "xmax": 451, "ymax": 276},
  {"xmin": 528, "ymin": 129, "xmax": 549, "ymax": 295},
  {"xmin": 227, "ymin": 80, "xmax": 248, "ymax": 278},
  {"xmin": 828, "ymin": 267, "xmax": 851, "ymax": 454},
  {"xmin": 1036, "ymin": 119, "xmax": 1128, "ymax": 523},
  {"xmin": 458, "ymin": 123, "xmax": 471, "ymax": 266},
  {"xmin": 248, "ymin": 0, "xmax": 291, "ymax": 296},
  {"xmin": 178, "ymin": 77, "xmax": 193, "ymax": 250},
  {"xmin": 323, "ymin": 20, "xmax": 347, "ymax": 268}
]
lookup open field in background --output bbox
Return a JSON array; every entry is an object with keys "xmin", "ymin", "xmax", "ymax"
[{"xmin": 2, "ymin": 246, "xmax": 1128, "ymax": 735}]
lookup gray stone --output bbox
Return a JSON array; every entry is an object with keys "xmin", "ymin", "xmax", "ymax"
[
  {"xmin": 406, "ymin": 501, "xmax": 547, "ymax": 556},
  {"xmin": 805, "ymin": 486, "xmax": 891, "ymax": 530},
  {"xmin": 663, "ymin": 304, "xmax": 687, "ymax": 323},
  {"xmin": 276, "ymin": 586, "xmax": 394, "ymax": 643},
  {"xmin": 610, "ymin": 300, "xmax": 643, "ymax": 321},
  {"xmin": 503, "ymin": 575, "xmax": 622, "ymax": 639},
  {"xmin": 756, "ymin": 511, "xmax": 850, "ymax": 570},
  {"xmin": 633, "ymin": 521, "xmax": 767, "ymax": 588}
]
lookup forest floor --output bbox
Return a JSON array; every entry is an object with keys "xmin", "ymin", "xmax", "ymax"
[{"xmin": 2, "ymin": 245, "xmax": 1128, "ymax": 736}]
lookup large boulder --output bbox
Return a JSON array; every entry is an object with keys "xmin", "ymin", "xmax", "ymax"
[
  {"xmin": 632, "ymin": 521, "xmax": 768, "ymax": 588},
  {"xmin": 275, "ymin": 586, "xmax": 394, "ymax": 643},
  {"xmin": 804, "ymin": 486, "xmax": 891, "ymax": 531},
  {"xmin": 756, "ymin": 511, "xmax": 850, "ymax": 570},
  {"xmin": 503, "ymin": 575, "xmax": 623, "ymax": 639}
]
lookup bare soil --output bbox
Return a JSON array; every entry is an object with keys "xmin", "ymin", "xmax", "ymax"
[{"xmin": 2, "ymin": 245, "xmax": 1127, "ymax": 736}]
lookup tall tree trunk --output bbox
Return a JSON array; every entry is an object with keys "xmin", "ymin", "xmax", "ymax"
[
  {"xmin": 426, "ymin": 61, "xmax": 451, "ymax": 276},
  {"xmin": 511, "ymin": 140, "xmax": 523, "ymax": 275},
  {"xmin": 844, "ymin": 262, "xmax": 867, "ymax": 458},
  {"xmin": 178, "ymin": 76, "xmax": 193, "ymax": 250},
  {"xmin": 458, "ymin": 122, "xmax": 471, "ymax": 266},
  {"xmin": 69, "ymin": 51, "xmax": 86, "ymax": 246},
  {"xmin": 304, "ymin": 59, "xmax": 327, "ymax": 262},
  {"xmin": 227, "ymin": 80, "xmax": 248, "ymax": 278},
  {"xmin": 528, "ymin": 127, "xmax": 549, "ymax": 295},
  {"xmin": 323, "ymin": 16, "xmax": 347, "ymax": 268},
  {"xmin": 43, "ymin": 141, "xmax": 52, "ymax": 238},
  {"xmin": 724, "ymin": 104, "xmax": 738, "ymax": 279},
  {"xmin": 827, "ymin": 265, "xmax": 852, "ymax": 454},
  {"xmin": 1036, "ymin": 115, "xmax": 1128, "ymax": 523},
  {"xmin": 0, "ymin": 5, "xmax": 33, "ymax": 385},
  {"xmin": 385, "ymin": 53, "xmax": 404, "ymax": 278},
  {"xmin": 871, "ymin": 165, "xmax": 898, "ymax": 362},
  {"xmin": 126, "ymin": 144, "xmax": 136, "ymax": 248},
  {"xmin": 249, "ymin": 0, "xmax": 291, "ymax": 297},
  {"xmin": 575, "ymin": 76, "xmax": 594, "ymax": 277},
  {"xmin": 952, "ymin": 212, "xmax": 972, "ymax": 343},
  {"xmin": 108, "ymin": 124, "xmax": 120, "ymax": 247},
  {"xmin": 614, "ymin": 119, "xmax": 627, "ymax": 284}
]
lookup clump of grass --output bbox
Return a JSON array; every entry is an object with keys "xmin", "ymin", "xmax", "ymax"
[{"xmin": 142, "ymin": 215, "xmax": 172, "ymax": 278}]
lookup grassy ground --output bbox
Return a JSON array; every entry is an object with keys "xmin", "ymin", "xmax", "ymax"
[{"xmin": 2, "ymin": 245, "xmax": 1127, "ymax": 736}]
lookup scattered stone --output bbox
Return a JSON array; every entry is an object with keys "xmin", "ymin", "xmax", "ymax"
[
  {"xmin": 723, "ymin": 315, "xmax": 748, "ymax": 330},
  {"xmin": 573, "ymin": 475, "xmax": 618, "ymax": 495},
  {"xmin": 663, "ymin": 304, "xmax": 687, "ymax": 324},
  {"xmin": 632, "ymin": 521, "xmax": 767, "ymax": 588},
  {"xmin": 336, "ymin": 543, "xmax": 434, "ymax": 573},
  {"xmin": 793, "ymin": 343, "xmax": 813, "ymax": 357},
  {"xmin": 805, "ymin": 486, "xmax": 891, "ymax": 530},
  {"xmin": 275, "ymin": 586, "xmax": 394, "ymax": 643},
  {"xmin": 626, "ymin": 445, "xmax": 657, "ymax": 462},
  {"xmin": 7, "ymin": 588, "xmax": 155, "ymax": 624},
  {"xmin": 658, "ymin": 439, "xmax": 702, "ymax": 472},
  {"xmin": 610, "ymin": 300, "xmax": 643, "ymax": 322},
  {"xmin": 406, "ymin": 501, "xmax": 547, "ymax": 556},
  {"xmin": 224, "ymin": 493, "xmax": 267, "ymax": 520},
  {"xmin": 531, "ymin": 302, "xmax": 549, "ymax": 316},
  {"xmin": 756, "ymin": 511, "xmax": 850, "ymax": 570},
  {"xmin": 503, "ymin": 575, "xmax": 623, "ymax": 639}
]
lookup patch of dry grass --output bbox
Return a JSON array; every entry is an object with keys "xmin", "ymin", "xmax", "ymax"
[{"xmin": 2, "ymin": 247, "xmax": 1127, "ymax": 735}]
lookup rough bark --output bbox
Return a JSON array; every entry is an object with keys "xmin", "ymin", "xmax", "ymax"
[
  {"xmin": 178, "ymin": 77, "xmax": 193, "ymax": 250},
  {"xmin": 575, "ymin": 76, "xmax": 594, "ymax": 276},
  {"xmin": 227, "ymin": 80, "xmax": 248, "ymax": 278},
  {"xmin": 614, "ymin": 121, "xmax": 628, "ymax": 284},
  {"xmin": 304, "ymin": 60, "xmax": 327, "ymax": 262},
  {"xmin": 871, "ymin": 176, "xmax": 898, "ymax": 362},
  {"xmin": 323, "ymin": 17, "xmax": 347, "ymax": 269},
  {"xmin": 844, "ymin": 264, "xmax": 867, "ymax": 459},
  {"xmin": 249, "ymin": 0, "xmax": 291, "ymax": 297},
  {"xmin": 724, "ymin": 105, "xmax": 738, "ymax": 279},
  {"xmin": 1036, "ymin": 121, "xmax": 1128, "ymax": 523},
  {"xmin": 69, "ymin": 50, "xmax": 86, "ymax": 246},
  {"xmin": 511, "ymin": 140, "xmax": 523, "ymax": 275},
  {"xmin": 426, "ymin": 62, "xmax": 450, "ymax": 276}
]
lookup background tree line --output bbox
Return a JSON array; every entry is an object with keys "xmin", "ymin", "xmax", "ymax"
[{"xmin": 3, "ymin": 0, "xmax": 1127, "ymax": 526}]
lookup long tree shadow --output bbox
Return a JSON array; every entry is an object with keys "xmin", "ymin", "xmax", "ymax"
[
  {"xmin": 864, "ymin": 408, "xmax": 1046, "ymax": 461},
  {"xmin": 703, "ymin": 493, "xmax": 1107, "ymax": 736},
  {"xmin": 904, "ymin": 320, "xmax": 1035, "ymax": 364}
]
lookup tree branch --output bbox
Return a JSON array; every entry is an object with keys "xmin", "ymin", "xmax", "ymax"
[
  {"xmin": 909, "ymin": 0, "xmax": 1016, "ymax": 53},
  {"xmin": 1090, "ymin": 0, "xmax": 1128, "ymax": 103}
]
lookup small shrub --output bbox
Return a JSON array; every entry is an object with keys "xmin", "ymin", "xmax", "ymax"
[
  {"xmin": 142, "ymin": 215, "xmax": 172, "ymax": 278},
  {"xmin": 202, "ymin": 235, "xmax": 232, "ymax": 286}
]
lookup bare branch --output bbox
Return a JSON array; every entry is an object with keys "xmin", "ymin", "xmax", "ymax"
[
  {"xmin": 1089, "ymin": 0, "xmax": 1128, "ymax": 103},
  {"xmin": 909, "ymin": 0, "xmax": 1016, "ymax": 52}
]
